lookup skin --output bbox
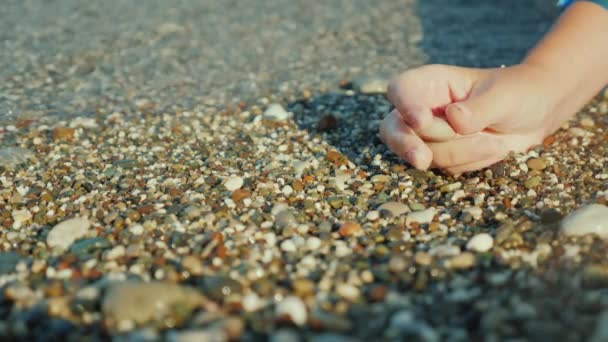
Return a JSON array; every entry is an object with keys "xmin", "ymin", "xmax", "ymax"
[{"xmin": 380, "ymin": 1, "xmax": 608, "ymax": 175}]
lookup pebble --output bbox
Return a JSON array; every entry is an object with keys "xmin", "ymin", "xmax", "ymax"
[
  {"xmin": 414, "ymin": 252, "xmax": 432, "ymax": 266},
  {"xmin": 378, "ymin": 201, "xmax": 410, "ymax": 217},
  {"xmin": 46, "ymin": 217, "xmax": 91, "ymax": 250},
  {"xmin": 526, "ymin": 158, "xmax": 547, "ymax": 171},
  {"xmin": 280, "ymin": 239, "xmax": 297, "ymax": 253},
  {"xmin": 276, "ymin": 296, "xmax": 307, "ymax": 326},
  {"xmin": 103, "ymin": 282, "xmax": 205, "ymax": 326},
  {"xmin": 462, "ymin": 206, "xmax": 483, "ymax": 220},
  {"xmin": 275, "ymin": 210, "xmax": 297, "ymax": 229},
  {"xmin": 0, "ymin": 147, "xmax": 34, "ymax": 170},
  {"xmin": 292, "ymin": 279, "xmax": 315, "ymax": 297},
  {"xmin": 388, "ymin": 310, "xmax": 439, "ymax": 341},
  {"xmin": 560, "ymin": 204, "xmax": 608, "ymax": 238},
  {"xmin": 339, "ymin": 222, "xmax": 363, "ymax": 237},
  {"xmin": 264, "ymin": 103, "xmax": 292, "ymax": 121},
  {"xmin": 366, "ymin": 210, "xmax": 380, "ymax": 221},
  {"xmin": 524, "ymin": 176, "xmax": 542, "ymax": 189},
  {"xmin": 306, "ymin": 236, "xmax": 322, "ymax": 250},
  {"xmin": 446, "ymin": 252, "xmax": 476, "ymax": 270},
  {"xmin": 11, "ymin": 209, "xmax": 32, "ymax": 229},
  {"xmin": 336, "ymin": 283, "xmax": 360, "ymax": 302},
  {"xmin": 167, "ymin": 328, "xmax": 227, "ymax": 342},
  {"xmin": 466, "ymin": 233, "xmax": 494, "ymax": 253},
  {"xmin": 0, "ymin": 252, "xmax": 25, "ymax": 275},
  {"xmin": 352, "ymin": 76, "xmax": 389, "ymax": 94},
  {"xmin": 224, "ymin": 176, "xmax": 244, "ymax": 191},
  {"xmin": 406, "ymin": 208, "xmax": 436, "ymax": 224}
]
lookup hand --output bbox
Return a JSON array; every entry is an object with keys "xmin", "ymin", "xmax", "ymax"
[{"xmin": 380, "ymin": 63, "xmax": 559, "ymax": 174}]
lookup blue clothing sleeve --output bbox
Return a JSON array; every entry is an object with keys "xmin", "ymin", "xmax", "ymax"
[{"xmin": 558, "ymin": 0, "xmax": 608, "ymax": 10}]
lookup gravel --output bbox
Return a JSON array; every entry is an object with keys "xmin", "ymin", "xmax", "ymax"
[{"xmin": 2, "ymin": 0, "xmax": 608, "ymax": 341}]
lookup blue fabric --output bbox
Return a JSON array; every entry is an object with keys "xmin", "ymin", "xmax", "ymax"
[{"xmin": 558, "ymin": 0, "xmax": 608, "ymax": 9}]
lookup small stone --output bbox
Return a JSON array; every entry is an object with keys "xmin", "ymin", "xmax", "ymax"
[
  {"xmin": 11, "ymin": 209, "xmax": 32, "ymax": 229},
  {"xmin": 292, "ymin": 279, "xmax": 315, "ymax": 297},
  {"xmin": 182, "ymin": 256, "xmax": 204, "ymax": 276},
  {"xmin": 276, "ymin": 296, "xmax": 307, "ymax": 326},
  {"xmin": 167, "ymin": 328, "xmax": 227, "ymax": 342},
  {"xmin": 183, "ymin": 205, "xmax": 202, "ymax": 220},
  {"xmin": 53, "ymin": 127, "xmax": 76, "ymax": 141},
  {"xmin": 366, "ymin": 211, "xmax": 380, "ymax": 221},
  {"xmin": 389, "ymin": 256, "xmax": 409, "ymax": 273},
  {"xmin": 407, "ymin": 208, "xmax": 436, "ymax": 224},
  {"xmin": 451, "ymin": 190, "xmax": 466, "ymax": 202},
  {"xmin": 540, "ymin": 208, "xmax": 562, "ymax": 224},
  {"xmin": 414, "ymin": 252, "xmax": 432, "ymax": 266},
  {"xmin": 466, "ymin": 233, "xmax": 494, "ymax": 253},
  {"xmin": 200, "ymin": 276, "xmax": 243, "ymax": 302},
  {"xmin": 264, "ymin": 103, "xmax": 292, "ymax": 121},
  {"xmin": 317, "ymin": 114, "xmax": 338, "ymax": 132},
  {"xmin": 352, "ymin": 76, "xmax": 388, "ymax": 94},
  {"xmin": 336, "ymin": 283, "xmax": 360, "ymax": 302},
  {"xmin": 524, "ymin": 176, "xmax": 542, "ymax": 189},
  {"xmin": 447, "ymin": 252, "xmax": 476, "ymax": 270},
  {"xmin": 276, "ymin": 210, "xmax": 297, "ymax": 230},
  {"xmin": 282, "ymin": 185, "xmax": 294, "ymax": 196},
  {"xmin": 526, "ymin": 158, "xmax": 547, "ymax": 171},
  {"xmin": 103, "ymin": 282, "xmax": 205, "ymax": 326},
  {"xmin": 224, "ymin": 176, "xmax": 244, "ymax": 191},
  {"xmin": 306, "ymin": 237, "xmax": 322, "ymax": 250},
  {"xmin": 388, "ymin": 310, "xmax": 439, "ymax": 341},
  {"xmin": 0, "ymin": 147, "xmax": 35, "ymax": 170},
  {"xmin": 560, "ymin": 204, "xmax": 608, "ymax": 238},
  {"xmin": 462, "ymin": 206, "xmax": 483, "ymax": 220},
  {"xmin": 580, "ymin": 116, "xmax": 595, "ymax": 128},
  {"xmin": 232, "ymin": 189, "xmax": 251, "ymax": 202},
  {"xmin": 339, "ymin": 222, "xmax": 363, "ymax": 237},
  {"xmin": 280, "ymin": 239, "xmax": 297, "ymax": 253},
  {"xmin": 378, "ymin": 201, "xmax": 410, "ymax": 217},
  {"xmin": 105, "ymin": 245, "xmax": 126, "ymax": 260},
  {"xmin": 47, "ymin": 217, "xmax": 91, "ymax": 250},
  {"xmin": 0, "ymin": 252, "xmax": 25, "ymax": 275}
]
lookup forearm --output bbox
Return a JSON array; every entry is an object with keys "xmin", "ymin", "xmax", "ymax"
[{"xmin": 523, "ymin": 1, "xmax": 608, "ymax": 132}]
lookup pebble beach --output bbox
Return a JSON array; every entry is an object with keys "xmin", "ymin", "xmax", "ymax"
[{"xmin": 2, "ymin": 1, "xmax": 608, "ymax": 341}]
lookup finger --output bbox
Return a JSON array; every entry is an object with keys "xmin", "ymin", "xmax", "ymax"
[
  {"xmin": 427, "ymin": 133, "xmax": 506, "ymax": 169},
  {"xmin": 387, "ymin": 83, "xmax": 435, "ymax": 131},
  {"xmin": 445, "ymin": 86, "xmax": 507, "ymax": 135},
  {"xmin": 443, "ymin": 157, "xmax": 504, "ymax": 175},
  {"xmin": 379, "ymin": 110, "xmax": 433, "ymax": 170},
  {"xmin": 416, "ymin": 115, "xmax": 458, "ymax": 142}
]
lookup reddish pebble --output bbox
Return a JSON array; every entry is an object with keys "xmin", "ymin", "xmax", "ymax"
[{"xmin": 339, "ymin": 222, "xmax": 362, "ymax": 237}]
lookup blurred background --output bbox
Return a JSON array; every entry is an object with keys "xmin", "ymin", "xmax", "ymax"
[{"xmin": 1, "ymin": 0, "xmax": 555, "ymax": 123}]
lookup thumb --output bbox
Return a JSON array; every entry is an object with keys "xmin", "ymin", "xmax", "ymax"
[{"xmin": 445, "ymin": 92, "xmax": 505, "ymax": 135}]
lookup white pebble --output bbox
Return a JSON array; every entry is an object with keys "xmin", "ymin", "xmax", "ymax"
[
  {"xmin": 276, "ymin": 296, "xmax": 307, "ymax": 326},
  {"xmin": 282, "ymin": 185, "xmax": 294, "ymax": 196},
  {"xmin": 11, "ymin": 209, "xmax": 32, "ymax": 229},
  {"xmin": 129, "ymin": 224, "xmax": 144, "ymax": 235},
  {"xmin": 280, "ymin": 239, "xmax": 297, "ymax": 253},
  {"xmin": 306, "ymin": 237, "xmax": 322, "ymax": 250},
  {"xmin": 451, "ymin": 190, "xmax": 466, "ymax": 202},
  {"xmin": 407, "ymin": 208, "xmax": 436, "ymax": 224},
  {"xmin": 463, "ymin": 206, "xmax": 483, "ymax": 220},
  {"xmin": 466, "ymin": 233, "xmax": 494, "ymax": 253},
  {"xmin": 378, "ymin": 201, "xmax": 410, "ymax": 217},
  {"xmin": 47, "ymin": 217, "xmax": 91, "ymax": 250},
  {"xmin": 224, "ymin": 176, "xmax": 244, "ymax": 191},
  {"xmin": 560, "ymin": 204, "xmax": 608, "ymax": 238},
  {"xmin": 366, "ymin": 211, "xmax": 380, "ymax": 221},
  {"xmin": 336, "ymin": 283, "xmax": 360, "ymax": 301},
  {"xmin": 263, "ymin": 103, "xmax": 292, "ymax": 121}
]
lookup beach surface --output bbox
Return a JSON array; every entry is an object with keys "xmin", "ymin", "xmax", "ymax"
[{"xmin": 2, "ymin": 0, "xmax": 608, "ymax": 340}]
